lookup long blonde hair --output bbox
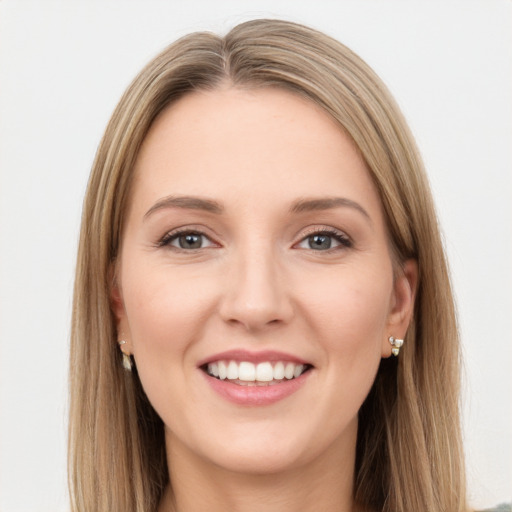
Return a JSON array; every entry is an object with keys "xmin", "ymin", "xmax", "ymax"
[{"xmin": 69, "ymin": 19, "xmax": 466, "ymax": 512}]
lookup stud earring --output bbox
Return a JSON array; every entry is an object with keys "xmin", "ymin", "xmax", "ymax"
[
  {"xmin": 118, "ymin": 340, "xmax": 133, "ymax": 371},
  {"xmin": 388, "ymin": 336, "xmax": 404, "ymax": 356}
]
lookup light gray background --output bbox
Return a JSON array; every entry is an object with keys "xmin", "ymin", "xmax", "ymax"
[{"xmin": 0, "ymin": 1, "xmax": 510, "ymax": 510}]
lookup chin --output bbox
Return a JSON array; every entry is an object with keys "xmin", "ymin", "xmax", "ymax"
[
  {"xmin": 189, "ymin": 421, "xmax": 337, "ymax": 477},
  {"xmin": 207, "ymin": 441, "xmax": 307, "ymax": 476}
]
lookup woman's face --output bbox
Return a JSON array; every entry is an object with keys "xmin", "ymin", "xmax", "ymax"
[{"xmin": 113, "ymin": 87, "xmax": 415, "ymax": 476}]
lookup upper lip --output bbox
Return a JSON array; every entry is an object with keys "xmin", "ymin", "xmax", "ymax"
[{"xmin": 197, "ymin": 349, "xmax": 311, "ymax": 367}]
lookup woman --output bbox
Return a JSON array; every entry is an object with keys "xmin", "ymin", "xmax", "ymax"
[{"xmin": 69, "ymin": 19, "xmax": 467, "ymax": 511}]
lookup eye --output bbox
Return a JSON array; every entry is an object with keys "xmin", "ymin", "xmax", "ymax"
[
  {"xmin": 296, "ymin": 229, "xmax": 352, "ymax": 251},
  {"xmin": 160, "ymin": 230, "xmax": 216, "ymax": 250}
]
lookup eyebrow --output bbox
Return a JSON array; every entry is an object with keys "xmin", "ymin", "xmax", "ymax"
[
  {"xmin": 289, "ymin": 196, "xmax": 371, "ymax": 222},
  {"xmin": 144, "ymin": 195, "xmax": 224, "ymax": 219},
  {"xmin": 144, "ymin": 194, "xmax": 371, "ymax": 222}
]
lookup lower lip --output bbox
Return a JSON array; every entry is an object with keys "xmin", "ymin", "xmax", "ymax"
[{"xmin": 202, "ymin": 370, "xmax": 311, "ymax": 406}]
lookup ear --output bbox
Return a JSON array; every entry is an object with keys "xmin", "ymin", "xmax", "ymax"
[
  {"xmin": 110, "ymin": 263, "xmax": 132, "ymax": 355},
  {"xmin": 382, "ymin": 259, "xmax": 418, "ymax": 358}
]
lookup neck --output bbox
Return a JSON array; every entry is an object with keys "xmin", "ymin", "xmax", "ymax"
[{"xmin": 158, "ymin": 424, "xmax": 358, "ymax": 512}]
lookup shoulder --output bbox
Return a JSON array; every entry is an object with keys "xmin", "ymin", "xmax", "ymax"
[{"xmin": 479, "ymin": 504, "xmax": 512, "ymax": 512}]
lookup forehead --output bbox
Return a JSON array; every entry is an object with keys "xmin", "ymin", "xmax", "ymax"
[{"xmin": 131, "ymin": 86, "xmax": 381, "ymax": 216}]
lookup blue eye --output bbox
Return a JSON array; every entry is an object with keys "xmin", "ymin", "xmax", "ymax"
[
  {"xmin": 297, "ymin": 230, "xmax": 352, "ymax": 251},
  {"xmin": 161, "ymin": 231, "xmax": 215, "ymax": 250},
  {"xmin": 307, "ymin": 234, "xmax": 333, "ymax": 250}
]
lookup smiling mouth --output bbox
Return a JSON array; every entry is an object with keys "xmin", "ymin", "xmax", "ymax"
[{"xmin": 202, "ymin": 360, "xmax": 312, "ymax": 386}]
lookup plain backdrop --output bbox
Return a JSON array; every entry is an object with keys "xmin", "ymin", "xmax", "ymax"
[{"xmin": 0, "ymin": 1, "xmax": 511, "ymax": 510}]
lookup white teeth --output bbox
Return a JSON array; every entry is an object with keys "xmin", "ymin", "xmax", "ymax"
[
  {"xmin": 218, "ymin": 361, "xmax": 227, "ymax": 380},
  {"xmin": 227, "ymin": 361, "xmax": 238, "ymax": 380},
  {"xmin": 239, "ymin": 361, "xmax": 256, "ymax": 381},
  {"xmin": 273, "ymin": 361, "xmax": 285, "ymax": 380},
  {"xmin": 256, "ymin": 362, "xmax": 273, "ymax": 382},
  {"xmin": 206, "ymin": 360, "xmax": 308, "ymax": 383},
  {"xmin": 284, "ymin": 362, "xmax": 295, "ymax": 380},
  {"xmin": 209, "ymin": 362, "xmax": 219, "ymax": 377}
]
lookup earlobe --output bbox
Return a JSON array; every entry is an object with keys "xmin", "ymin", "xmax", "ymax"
[
  {"xmin": 110, "ymin": 266, "xmax": 133, "ymax": 356},
  {"xmin": 382, "ymin": 259, "xmax": 418, "ymax": 357}
]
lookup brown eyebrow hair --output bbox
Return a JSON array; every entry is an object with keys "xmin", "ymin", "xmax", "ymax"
[
  {"xmin": 144, "ymin": 195, "xmax": 224, "ymax": 218},
  {"xmin": 289, "ymin": 196, "xmax": 371, "ymax": 221},
  {"xmin": 144, "ymin": 194, "xmax": 371, "ymax": 222}
]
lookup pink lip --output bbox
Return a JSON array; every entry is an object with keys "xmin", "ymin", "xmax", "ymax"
[
  {"xmin": 197, "ymin": 349, "xmax": 310, "ymax": 367},
  {"xmin": 201, "ymin": 369, "xmax": 311, "ymax": 406}
]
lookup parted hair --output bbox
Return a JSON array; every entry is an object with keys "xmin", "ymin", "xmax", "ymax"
[{"xmin": 69, "ymin": 18, "xmax": 466, "ymax": 512}]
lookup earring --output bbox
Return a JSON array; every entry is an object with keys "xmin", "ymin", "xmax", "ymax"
[
  {"xmin": 389, "ymin": 336, "xmax": 404, "ymax": 356},
  {"xmin": 118, "ymin": 340, "xmax": 133, "ymax": 371}
]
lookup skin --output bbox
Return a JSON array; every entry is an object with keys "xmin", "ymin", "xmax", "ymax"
[{"xmin": 112, "ymin": 86, "xmax": 417, "ymax": 512}]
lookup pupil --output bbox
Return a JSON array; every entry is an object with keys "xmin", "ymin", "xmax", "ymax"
[
  {"xmin": 309, "ymin": 234, "xmax": 331, "ymax": 250},
  {"xmin": 180, "ymin": 233, "xmax": 202, "ymax": 249}
]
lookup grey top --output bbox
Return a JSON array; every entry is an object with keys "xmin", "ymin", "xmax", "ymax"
[{"xmin": 480, "ymin": 504, "xmax": 512, "ymax": 512}]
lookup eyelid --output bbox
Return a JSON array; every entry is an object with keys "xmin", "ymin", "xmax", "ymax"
[
  {"xmin": 293, "ymin": 225, "xmax": 352, "ymax": 250},
  {"xmin": 156, "ymin": 224, "xmax": 352, "ymax": 251},
  {"xmin": 158, "ymin": 225, "xmax": 220, "ymax": 249}
]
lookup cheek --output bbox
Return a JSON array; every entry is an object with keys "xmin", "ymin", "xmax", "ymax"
[
  {"xmin": 120, "ymin": 264, "xmax": 218, "ymax": 391},
  {"xmin": 297, "ymin": 262, "xmax": 392, "ymax": 406},
  {"xmin": 298, "ymin": 262, "xmax": 392, "ymax": 351},
  {"xmin": 123, "ymin": 263, "xmax": 217, "ymax": 348},
  {"xmin": 120, "ymin": 266, "xmax": 222, "ymax": 427},
  {"xmin": 302, "ymin": 267, "xmax": 391, "ymax": 406}
]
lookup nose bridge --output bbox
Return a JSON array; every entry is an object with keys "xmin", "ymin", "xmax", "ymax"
[{"xmin": 220, "ymin": 235, "xmax": 292, "ymax": 330}]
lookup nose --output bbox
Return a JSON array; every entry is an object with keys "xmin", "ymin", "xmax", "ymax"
[{"xmin": 219, "ymin": 244, "xmax": 294, "ymax": 332}]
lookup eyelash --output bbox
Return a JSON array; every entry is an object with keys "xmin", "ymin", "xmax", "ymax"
[
  {"xmin": 298, "ymin": 227, "xmax": 353, "ymax": 251},
  {"xmin": 157, "ymin": 227, "xmax": 353, "ymax": 252},
  {"xmin": 158, "ymin": 228, "xmax": 216, "ymax": 250}
]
